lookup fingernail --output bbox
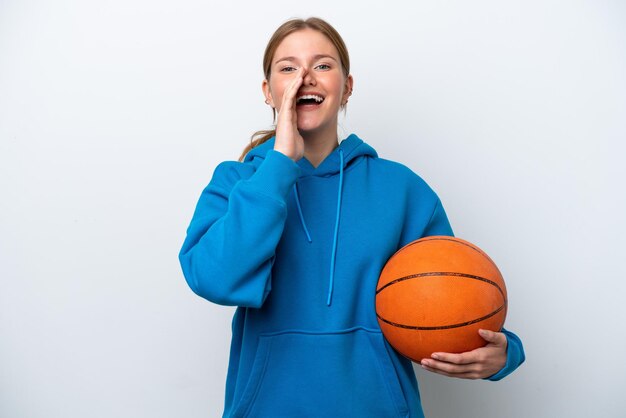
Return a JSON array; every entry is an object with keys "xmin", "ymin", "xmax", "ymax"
[{"xmin": 421, "ymin": 360, "xmax": 430, "ymax": 367}]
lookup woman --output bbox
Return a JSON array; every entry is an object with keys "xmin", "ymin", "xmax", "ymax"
[{"xmin": 179, "ymin": 17, "xmax": 524, "ymax": 418}]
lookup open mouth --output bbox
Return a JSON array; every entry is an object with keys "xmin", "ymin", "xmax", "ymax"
[{"xmin": 296, "ymin": 94, "xmax": 325, "ymax": 107}]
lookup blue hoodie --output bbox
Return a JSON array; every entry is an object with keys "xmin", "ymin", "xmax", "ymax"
[{"xmin": 179, "ymin": 134, "xmax": 525, "ymax": 418}]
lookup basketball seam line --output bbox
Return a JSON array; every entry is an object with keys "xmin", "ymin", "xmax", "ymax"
[
  {"xmin": 376, "ymin": 303, "xmax": 506, "ymax": 331},
  {"xmin": 376, "ymin": 271, "xmax": 506, "ymax": 299}
]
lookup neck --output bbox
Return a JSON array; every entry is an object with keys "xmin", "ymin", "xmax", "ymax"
[{"xmin": 300, "ymin": 124, "xmax": 340, "ymax": 168}]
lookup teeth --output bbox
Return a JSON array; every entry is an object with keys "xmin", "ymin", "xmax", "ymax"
[{"xmin": 297, "ymin": 94, "xmax": 324, "ymax": 104}]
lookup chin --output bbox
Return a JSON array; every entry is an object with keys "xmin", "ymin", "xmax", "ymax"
[
  {"xmin": 297, "ymin": 124, "xmax": 321, "ymax": 133},
  {"xmin": 296, "ymin": 120, "xmax": 323, "ymax": 133},
  {"xmin": 297, "ymin": 118, "xmax": 336, "ymax": 135}
]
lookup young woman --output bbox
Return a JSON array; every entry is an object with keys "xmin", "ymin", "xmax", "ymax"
[{"xmin": 179, "ymin": 17, "xmax": 525, "ymax": 418}]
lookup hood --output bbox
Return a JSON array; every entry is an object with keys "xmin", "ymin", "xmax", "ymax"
[
  {"xmin": 244, "ymin": 133, "xmax": 377, "ymax": 177},
  {"xmin": 244, "ymin": 133, "xmax": 378, "ymax": 306}
]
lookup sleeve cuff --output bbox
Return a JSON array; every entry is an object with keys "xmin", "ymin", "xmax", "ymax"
[{"xmin": 247, "ymin": 149, "xmax": 301, "ymax": 201}]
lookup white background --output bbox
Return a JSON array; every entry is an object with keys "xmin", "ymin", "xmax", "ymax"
[{"xmin": 1, "ymin": 1, "xmax": 625, "ymax": 417}]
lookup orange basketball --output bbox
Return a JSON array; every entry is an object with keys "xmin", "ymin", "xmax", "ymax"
[{"xmin": 376, "ymin": 236, "xmax": 507, "ymax": 362}]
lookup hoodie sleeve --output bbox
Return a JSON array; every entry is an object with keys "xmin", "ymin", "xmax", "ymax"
[
  {"xmin": 179, "ymin": 150, "xmax": 301, "ymax": 308},
  {"xmin": 401, "ymin": 172, "xmax": 525, "ymax": 379},
  {"xmin": 397, "ymin": 173, "xmax": 454, "ymax": 248},
  {"xmin": 422, "ymin": 197, "xmax": 454, "ymax": 237}
]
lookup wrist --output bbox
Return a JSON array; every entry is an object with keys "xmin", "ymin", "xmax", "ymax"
[{"xmin": 273, "ymin": 146, "xmax": 298, "ymax": 162}]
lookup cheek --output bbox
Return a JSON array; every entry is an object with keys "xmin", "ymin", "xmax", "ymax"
[
  {"xmin": 325, "ymin": 76, "xmax": 346, "ymax": 99},
  {"xmin": 270, "ymin": 84, "xmax": 287, "ymax": 107}
]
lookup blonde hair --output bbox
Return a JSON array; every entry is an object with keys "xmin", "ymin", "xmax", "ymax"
[{"xmin": 238, "ymin": 17, "xmax": 351, "ymax": 162}]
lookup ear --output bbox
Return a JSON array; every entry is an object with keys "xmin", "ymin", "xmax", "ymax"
[
  {"xmin": 262, "ymin": 79, "xmax": 274, "ymax": 107},
  {"xmin": 342, "ymin": 74, "xmax": 354, "ymax": 105}
]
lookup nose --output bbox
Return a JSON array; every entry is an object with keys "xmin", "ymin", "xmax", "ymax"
[{"xmin": 302, "ymin": 68, "xmax": 316, "ymax": 86}]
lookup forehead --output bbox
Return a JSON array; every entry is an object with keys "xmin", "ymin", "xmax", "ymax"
[{"xmin": 273, "ymin": 28, "xmax": 339, "ymax": 62}]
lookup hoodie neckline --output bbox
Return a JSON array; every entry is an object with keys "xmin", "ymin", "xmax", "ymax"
[
  {"xmin": 295, "ymin": 133, "xmax": 362, "ymax": 177},
  {"xmin": 244, "ymin": 133, "xmax": 377, "ymax": 178}
]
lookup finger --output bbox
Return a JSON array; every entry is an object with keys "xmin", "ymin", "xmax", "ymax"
[
  {"xmin": 421, "ymin": 363, "xmax": 480, "ymax": 380},
  {"xmin": 430, "ymin": 351, "xmax": 477, "ymax": 365},
  {"xmin": 421, "ymin": 358, "xmax": 476, "ymax": 375},
  {"xmin": 479, "ymin": 329, "xmax": 507, "ymax": 346},
  {"xmin": 282, "ymin": 67, "xmax": 304, "ymax": 110}
]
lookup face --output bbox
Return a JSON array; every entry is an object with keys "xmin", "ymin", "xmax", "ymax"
[{"xmin": 262, "ymin": 28, "xmax": 353, "ymax": 135}]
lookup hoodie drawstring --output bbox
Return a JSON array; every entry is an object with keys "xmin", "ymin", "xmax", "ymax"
[
  {"xmin": 327, "ymin": 149, "xmax": 344, "ymax": 306},
  {"xmin": 293, "ymin": 182, "xmax": 312, "ymax": 243},
  {"xmin": 291, "ymin": 148, "xmax": 345, "ymax": 307}
]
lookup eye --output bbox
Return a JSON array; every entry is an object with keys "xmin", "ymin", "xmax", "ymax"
[
  {"xmin": 280, "ymin": 66, "xmax": 297, "ymax": 72},
  {"xmin": 316, "ymin": 64, "xmax": 331, "ymax": 70}
]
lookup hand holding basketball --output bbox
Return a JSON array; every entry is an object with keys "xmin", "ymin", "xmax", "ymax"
[{"xmin": 420, "ymin": 329, "xmax": 508, "ymax": 379}]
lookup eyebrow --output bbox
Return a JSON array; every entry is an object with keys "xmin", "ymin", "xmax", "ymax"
[{"xmin": 274, "ymin": 54, "xmax": 338, "ymax": 65}]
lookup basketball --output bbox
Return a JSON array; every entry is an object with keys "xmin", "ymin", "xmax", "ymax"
[{"xmin": 376, "ymin": 236, "xmax": 507, "ymax": 362}]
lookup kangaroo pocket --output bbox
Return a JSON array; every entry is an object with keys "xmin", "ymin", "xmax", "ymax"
[{"xmin": 230, "ymin": 328, "xmax": 409, "ymax": 418}]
